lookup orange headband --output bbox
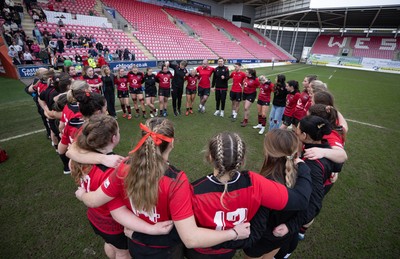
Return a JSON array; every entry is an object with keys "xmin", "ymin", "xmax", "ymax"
[{"xmin": 129, "ymin": 123, "xmax": 173, "ymax": 154}]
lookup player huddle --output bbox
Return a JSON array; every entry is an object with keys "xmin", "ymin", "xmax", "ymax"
[{"xmin": 26, "ymin": 62, "xmax": 348, "ymax": 259}]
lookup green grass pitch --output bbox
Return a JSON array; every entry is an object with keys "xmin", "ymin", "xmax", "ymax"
[{"xmin": 0, "ymin": 64, "xmax": 399, "ymax": 258}]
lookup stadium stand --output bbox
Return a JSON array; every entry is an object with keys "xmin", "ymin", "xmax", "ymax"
[
  {"xmin": 165, "ymin": 8, "xmax": 255, "ymax": 59},
  {"xmin": 37, "ymin": 0, "xmax": 98, "ymax": 16},
  {"xmin": 208, "ymin": 17, "xmax": 281, "ymax": 60},
  {"xmin": 101, "ymin": 0, "xmax": 217, "ymax": 60},
  {"xmin": 241, "ymin": 27, "xmax": 293, "ymax": 60},
  {"xmin": 36, "ymin": 21, "xmax": 147, "ymax": 60},
  {"xmin": 311, "ymin": 35, "xmax": 399, "ymax": 60}
]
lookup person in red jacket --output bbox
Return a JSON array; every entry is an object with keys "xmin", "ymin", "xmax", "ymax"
[
  {"xmin": 97, "ymin": 54, "xmax": 108, "ymax": 68},
  {"xmin": 156, "ymin": 64, "xmax": 173, "ymax": 117},
  {"xmin": 196, "ymin": 59, "xmax": 215, "ymax": 113}
]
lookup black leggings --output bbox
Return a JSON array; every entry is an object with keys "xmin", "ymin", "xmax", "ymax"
[
  {"xmin": 104, "ymin": 90, "xmax": 116, "ymax": 116},
  {"xmin": 215, "ymin": 89, "xmax": 227, "ymax": 111},
  {"xmin": 172, "ymin": 86, "xmax": 184, "ymax": 112}
]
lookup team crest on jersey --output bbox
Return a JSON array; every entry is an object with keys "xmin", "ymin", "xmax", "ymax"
[
  {"xmin": 132, "ymin": 79, "xmax": 137, "ymax": 84},
  {"xmin": 163, "ymin": 77, "xmax": 168, "ymax": 82}
]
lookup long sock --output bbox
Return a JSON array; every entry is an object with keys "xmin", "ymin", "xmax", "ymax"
[
  {"xmin": 59, "ymin": 153, "xmax": 70, "ymax": 171},
  {"xmin": 135, "ymin": 108, "xmax": 140, "ymax": 114},
  {"xmin": 142, "ymin": 110, "xmax": 146, "ymax": 114},
  {"xmin": 121, "ymin": 104, "xmax": 126, "ymax": 113},
  {"xmin": 261, "ymin": 117, "xmax": 267, "ymax": 126},
  {"xmin": 127, "ymin": 106, "xmax": 132, "ymax": 114},
  {"xmin": 258, "ymin": 115, "xmax": 262, "ymax": 124}
]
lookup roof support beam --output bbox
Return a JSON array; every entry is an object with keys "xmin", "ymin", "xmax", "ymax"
[
  {"xmin": 342, "ymin": 8, "xmax": 348, "ymax": 37},
  {"xmin": 243, "ymin": 0, "xmax": 260, "ymax": 5},
  {"xmin": 367, "ymin": 7, "xmax": 381, "ymax": 37},
  {"xmin": 316, "ymin": 9, "xmax": 323, "ymax": 31}
]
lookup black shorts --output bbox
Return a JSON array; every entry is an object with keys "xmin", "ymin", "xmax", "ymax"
[
  {"xmin": 159, "ymin": 88, "xmax": 170, "ymax": 97},
  {"xmin": 282, "ymin": 114, "xmax": 294, "ymax": 126},
  {"xmin": 198, "ymin": 86, "xmax": 210, "ymax": 97},
  {"xmin": 145, "ymin": 87, "xmax": 157, "ymax": 98},
  {"xmin": 230, "ymin": 91, "xmax": 242, "ymax": 102},
  {"xmin": 292, "ymin": 117, "xmax": 300, "ymax": 127},
  {"xmin": 243, "ymin": 92, "xmax": 257, "ymax": 103},
  {"xmin": 186, "ymin": 89, "xmax": 197, "ymax": 95},
  {"xmin": 257, "ymin": 100, "xmax": 270, "ymax": 106},
  {"xmin": 90, "ymin": 222, "xmax": 128, "ymax": 250},
  {"xmin": 117, "ymin": 90, "xmax": 129, "ymax": 98},
  {"xmin": 128, "ymin": 240, "xmax": 184, "ymax": 259},
  {"xmin": 129, "ymin": 88, "xmax": 143, "ymax": 95},
  {"xmin": 243, "ymin": 233, "xmax": 293, "ymax": 258}
]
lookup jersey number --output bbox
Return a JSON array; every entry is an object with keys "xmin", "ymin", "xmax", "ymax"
[{"xmin": 213, "ymin": 208, "xmax": 248, "ymax": 230}]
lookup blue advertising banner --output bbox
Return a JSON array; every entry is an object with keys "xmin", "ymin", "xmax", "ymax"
[
  {"xmin": 227, "ymin": 59, "xmax": 261, "ymax": 64},
  {"xmin": 17, "ymin": 65, "xmax": 51, "ymax": 78},
  {"xmin": 109, "ymin": 61, "xmax": 157, "ymax": 71}
]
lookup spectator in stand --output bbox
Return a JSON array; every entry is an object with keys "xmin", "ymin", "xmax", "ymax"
[
  {"xmin": 10, "ymin": 21, "xmax": 19, "ymax": 33},
  {"xmin": 43, "ymin": 34, "xmax": 51, "ymax": 48},
  {"xmin": 116, "ymin": 48, "xmax": 123, "ymax": 60},
  {"xmin": 3, "ymin": 22, "xmax": 11, "ymax": 33},
  {"xmin": 57, "ymin": 38, "xmax": 65, "ymax": 53},
  {"xmin": 104, "ymin": 51, "xmax": 112, "ymax": 62},
  {"xmin": 54, "ymin": 29, "xmax": 62, "ymax": 39},
  {"xmin": 25, "ymin": 36, "xmax": 34, "ymax": 51},
  {"xmin": 75, "ymin": 53, "xmax": 82, "ymax": 64},
  {"xmin": 12, "ymin": 10, "xmax": 21, "ymax": 25},
  {"xmin": 88, "ymin": 46, "xmax": 98, "ymax": 57},
  {"xmin": 89, "ymin": 35, "xmax": 96, "ymax": 47},
  {"xmin": 42, "ymin": 28, "xmax": 50, "ymax": 37},
  {"xmin": 8, "ymin": 46, "xmax": 20, "ymax": 65},
  {"xmin": 38, "ymin": 48, "xmax": 50, "ymax": 64},
  {"xmin": 32, "ymin": 25, "xmax": 42, "ymax": 44},
  {"xmin": 14, "ymin": 32, "xmax": 24, "ymax": 48},
  {"xmin": 11, "ymin": 40, "xmax": 22, "ymax": 53},
  {"xmin": 23, "ymin": 50, "xmax": 34, "ymax": 64},
  {"xmin": 57, "ymin": 18, "xmax": 64, "ymax": 27},
  {"xmin": 6, "ymin": 0, "xmax": 15, "ymax": 9},
  {"xmin": 49, "ymin": 40, "xmax": 57, "ymax": 55},
  {"xmin": 97, "ymin": 54, "xmax": 107, "ymax": 68},
  {"xmin": 64, "ymin": 56, "xmax": 73, "ymax": 70},
  {"xmin": 31, "ymin": 41, "xmax": 41, "ymax": 57},
  {"xmin": 32, "ymin": 13, "xmax": 40, "ymax": 23},
  {"xmin": 15, "ymin": 3, "xmax": 24, "ymax": 21},
  {"xmin": 95, "ymin": 41, "xmax": 103, "ymax": 52},
  {"xmin": 3, "ymin": 31, "xmax": 13, "ymax": 45},
  {"xmin": 123, "ymin": 48, "xmax": 130, "ymax": 61},
  {"xmin": 65, "ymin": 31, "xmax": 73, "ymax": 48},
  {"xmin": 103, "ymin": 45, "xmax": 109, "ymax": 55}
]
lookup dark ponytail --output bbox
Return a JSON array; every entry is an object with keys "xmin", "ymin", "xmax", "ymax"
[
  {"xmin": 76, "ymin": 92, "xmax": 106, "ymax": 117},
  {"xmin": 299, "ymin": 115, "xmax": 332, "ymax": 141}
]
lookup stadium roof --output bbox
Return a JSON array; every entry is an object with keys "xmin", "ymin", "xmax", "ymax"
[{"xmin": 214, "ymin": 0, "xmax": 400, "ymax": 30}]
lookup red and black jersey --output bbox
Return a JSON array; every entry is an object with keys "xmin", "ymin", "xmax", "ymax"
[
  {"xmin": 258, "ymin": 82, "xmax": 274, "ymax": 103},
  {"xmin": 191, "ymin": 168, "xmax": 311, "ymax": 255},
  {"xmin": 60, "ymin": 117, "xmax": 84, "ymax": 146},
  {"xmin": 323, "ymin": 130, "xmax": 345, "ymax": 149},
  {"xmin": 293, "ymin": 90, "xmax": 311, "ymax": 120},
  {"xmin": 36, "ymin": 81, "xmax": 49, "ymax": 95},
  {"xmin": 229, "ymin": 71, "xmax": 246, "ymax": 93},
  {"xmin": 83, "ymin": 75, "xmax": 101, "ymax": 94},
  {"xmin": 104, "ymin": 163, "xmax": 193, "ymax": 247},
  {"xmin": 82, "ymin": 161, "xmax": 124, "ymax": 235},
  {"xmin": 127, "ymin": 72, "xmax": 144, "ymax": 89},
  {"xmin": 185, "ymin": 75, "xmax": 199, "ymax": 91},
  {"xmin": 61, "ymin": 103, "xmax": 81, "ymax": 124},
  {"xmin": 283, "ymin": 92, "xmax": 301, "ymax": 117},
  {"xmin": 196, "ymin": 66, "xmax": 215, "ymax": 89},
  {"xmin": 156, "ymin": 71, "xmax": 173, "ymax": 89},
  {"xmin": 243, "ymin": 77, "xmax": 260, "ymax": 94},
  {"xmin": 114, "ymin": 76, "xmax": 128, "ymax": 91}
]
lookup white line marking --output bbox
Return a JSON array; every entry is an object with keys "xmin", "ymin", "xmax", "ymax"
[
  {"xmin": 346, "ymin": 119, "xmax": 387, "ymax": 129},
  {"xmin": 329, "ymin": 75, "xmax": 333, "ymax": 79},
  {"xmin": 0, "ymin": 129, "xmax": 47, "ymax": 143}
]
